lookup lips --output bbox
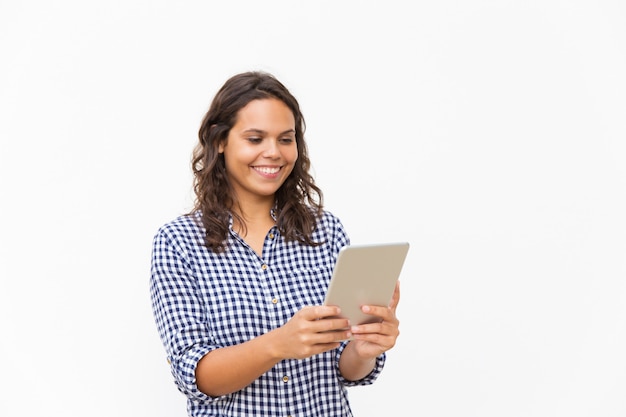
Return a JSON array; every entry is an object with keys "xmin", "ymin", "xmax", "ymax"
[{"xmin": 253, "ymin": 166, "xmax": 281, "ymax": 175}]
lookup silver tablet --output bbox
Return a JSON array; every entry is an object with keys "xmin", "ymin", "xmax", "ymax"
[{"xmin": 323, "ymin": 242, "xmax": 410, "ymax": 326}]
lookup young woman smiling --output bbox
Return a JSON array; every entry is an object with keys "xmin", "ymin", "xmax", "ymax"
[{"xmin": 150, "ymin": 71, "xmax": 400, "ymax": 417}]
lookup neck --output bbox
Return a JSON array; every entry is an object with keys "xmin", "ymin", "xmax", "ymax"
[{"xmin": 232, "ymin": 197, "xmax": 276, "ymax": 230}]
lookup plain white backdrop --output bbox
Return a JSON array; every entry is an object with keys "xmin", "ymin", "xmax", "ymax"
[{"xmin": 1, "ymin": 1, "xmax": 625, "ymax": 416}]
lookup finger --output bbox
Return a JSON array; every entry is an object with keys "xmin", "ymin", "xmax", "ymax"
[
  {"xmin": 360, "ymin": 304, "xmax": 396, "ymax": 323},
  {"xmin": 351, "ymin": 331, "xmax": 397, "ymax": 351},
  {"xmin": 300, "ymin": 305, "xmax": 342, "ymax": 320},
  {"xmin": 388, "ymin": 281, "xmax": 401, "ymax": 310},
  {"xmin": 358, "ymin": 305, "xmax": 381, "ymax": 321},
  {"xmin": 315, "ymin": 317, "xmax": 351, "ymax": 333},
  {"xmin": 317, "ymin": 328, "xmax": 353, "ymax": 343},
  {"xmin": 352, "ymin": 319, "xmax": 399, "ymax": 342}
]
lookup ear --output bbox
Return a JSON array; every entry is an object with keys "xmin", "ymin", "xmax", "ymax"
[{"xmin": 212, "ymin": 124, "xmax": 226, "ymax": 153}]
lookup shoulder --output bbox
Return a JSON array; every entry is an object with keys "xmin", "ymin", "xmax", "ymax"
[
  {"xmin": 153, "ymin": 212, "xmax": 204, "ymax": 247},
  {"xmin": 315, "ymin": 209, "xmax": 350, "ymax": 247},
  {"xmin": 319, "ymin": 209, "xmax": 343, "ymax": 227}
]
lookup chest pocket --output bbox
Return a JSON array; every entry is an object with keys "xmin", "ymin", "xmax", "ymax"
[{"xmin": 282, "ymin": 266, "xmax": 333, "ymax": 310}]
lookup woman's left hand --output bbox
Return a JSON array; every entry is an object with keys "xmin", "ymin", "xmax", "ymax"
[{"xmin": 348, "ymin": 280, "xmax": 401, "ymax": 358}]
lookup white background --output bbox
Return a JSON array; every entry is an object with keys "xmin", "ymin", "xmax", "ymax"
[{"xmin": 1, "ymin": 1, "xmax": 625, "ymax": 416}]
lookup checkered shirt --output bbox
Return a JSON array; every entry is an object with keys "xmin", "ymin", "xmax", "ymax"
[{"xmin": 150, "ymin": 210, "xmax": 385, "ymax": 417}]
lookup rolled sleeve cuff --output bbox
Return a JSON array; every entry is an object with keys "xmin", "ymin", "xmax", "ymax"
[
  {"xmin": 169, "ymin": 344, "xmax": 222, "ymax": 403},
  {"xmin": 335, "ymin": 342, "xmax": 386, "ymax": 387}
]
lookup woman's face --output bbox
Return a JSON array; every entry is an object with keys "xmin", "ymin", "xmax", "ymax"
[{"xmin": 219, "ymin": 98, "xmax": 298, "ymax": 203}]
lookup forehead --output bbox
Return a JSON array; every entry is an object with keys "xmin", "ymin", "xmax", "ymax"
[{"xmin": 234, "ymin": 98, "xmax": 295, "ymax": 130}]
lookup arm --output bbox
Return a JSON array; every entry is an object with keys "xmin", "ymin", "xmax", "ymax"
[{"xmin": 196, "ymin": 305, "xmax": 353, "ymax": 396}]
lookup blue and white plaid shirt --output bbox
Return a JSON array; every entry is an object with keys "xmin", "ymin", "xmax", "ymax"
[{"xmin": 150, "ymin": 210, "xmax": 385, "ymax": 417}]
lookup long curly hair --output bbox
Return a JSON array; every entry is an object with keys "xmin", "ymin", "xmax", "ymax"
[{"xmin": 190, "ymin": 71, "xmax": 324, "ymax": 252}]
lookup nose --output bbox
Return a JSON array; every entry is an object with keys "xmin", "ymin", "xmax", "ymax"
[{"xmin": 262, "ymin": 139, "xmax": 280, "ymax": 158}]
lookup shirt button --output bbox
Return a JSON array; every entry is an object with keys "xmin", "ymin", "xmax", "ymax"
[
  {"xmin": 272, "ymin": 298, "xmax": 278, "ymax": 304},
  {"xmin": 261, "ymin": 264, "xmax": 267, "ymax": 270},
  {"xmin": 269, "ymin": 233, "xmax": 275, "ymax": 239},
  {"xmin": 282, "ymin": 376, "xmax": 289, "ymax": 383}
]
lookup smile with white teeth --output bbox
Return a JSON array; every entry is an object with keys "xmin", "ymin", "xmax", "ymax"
[{"xmin": 254, "ymin": 166, "xmax": 280, "ymax": 174}]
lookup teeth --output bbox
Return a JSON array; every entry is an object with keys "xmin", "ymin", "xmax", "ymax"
[{"xmin": 256, "ymin": 167, "xmax": 280, "ymax": 174}]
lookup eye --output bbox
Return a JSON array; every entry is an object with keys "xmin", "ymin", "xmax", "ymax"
[
  {"xmin": 279, "ymin": 137, "xmax": 295, "ymax": 144},
  {"xmin": 247, "ymin": 137, "xmax": 262, "ymax": 144}
]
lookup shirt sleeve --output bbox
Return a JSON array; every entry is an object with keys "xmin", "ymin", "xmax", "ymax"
[
  {"xmin": 334, "ymin": 340, "xmax": 386, "ymax": 387},
  {"xmin": 149, "ymin": 226, "xmax": 218, "ymax": 403}
]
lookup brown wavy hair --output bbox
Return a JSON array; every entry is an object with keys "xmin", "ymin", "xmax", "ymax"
[{"xmin": 190, "ymin": 71, "xmax": 324, "ymax": 252}]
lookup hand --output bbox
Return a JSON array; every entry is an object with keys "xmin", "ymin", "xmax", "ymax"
[
  {"xmin": 271, "ymin": 305, "xmax": 352, "ymax": 360},
  {"xmin": 348, "ymin": 280, "xmax": 401, "ymax": 359}
]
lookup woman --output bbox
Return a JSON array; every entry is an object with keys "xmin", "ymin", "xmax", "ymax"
[{"xmin": 150, "ymin": 71, "xmax": 400, "ymax": 416}]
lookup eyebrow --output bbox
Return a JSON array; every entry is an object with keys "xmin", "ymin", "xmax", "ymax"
[{"xmin": 243, "ymin": 128, "xmax": 296, "ymax": 136}]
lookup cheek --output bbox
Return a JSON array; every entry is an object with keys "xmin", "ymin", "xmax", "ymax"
[
  {"xmin": 224, "ymin": 147, "xmax": 255, "ymax": 167},
  {"xmin": 285, "ymin": 152, "xmax": 298, "ymax": 175},
  {"xmin": 287, "ymin": 147, "xmax": 299, "ymax": 163}
]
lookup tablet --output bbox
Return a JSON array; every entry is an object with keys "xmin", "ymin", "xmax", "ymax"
[{"xmin": 323, "ymin": 242, "xmax": 410, "ymax": 326}]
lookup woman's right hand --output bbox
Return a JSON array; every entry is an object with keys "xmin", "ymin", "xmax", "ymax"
[{"xmin": 271, "ymin": 305, "xmax": 352, "ymax": 360}]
